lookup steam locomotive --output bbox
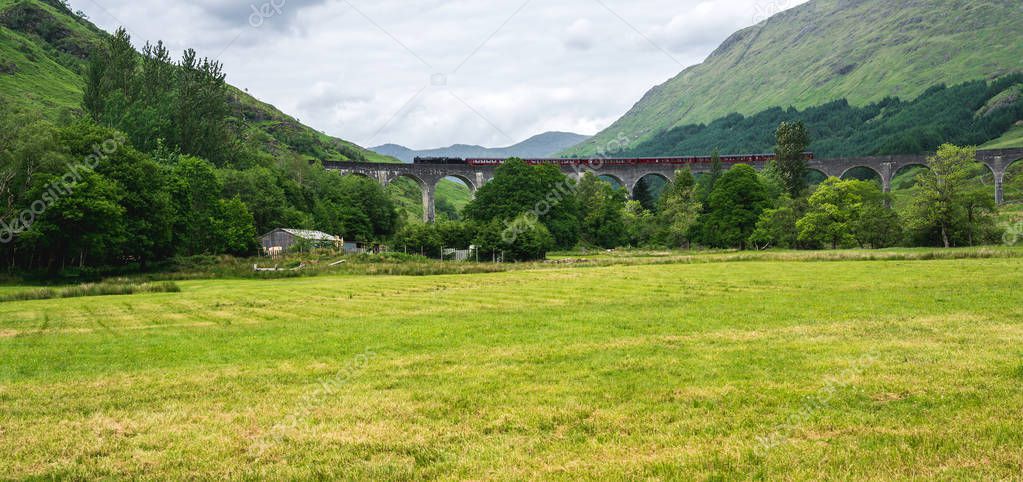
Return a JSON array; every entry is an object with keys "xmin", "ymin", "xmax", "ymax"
[{"xmin": 414, "ymin": 153, "xmax": 813, "ymax": 166}]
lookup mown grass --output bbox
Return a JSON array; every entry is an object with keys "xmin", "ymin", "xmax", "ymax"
[{"xmin": 1, "ymin": 251, "xmax": 1022, "ymax": 478}]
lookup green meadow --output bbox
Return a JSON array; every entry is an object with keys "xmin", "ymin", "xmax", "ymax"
[{"xmin": 2, "ymin": 251, "xmax": 1023, "ymax": 479}]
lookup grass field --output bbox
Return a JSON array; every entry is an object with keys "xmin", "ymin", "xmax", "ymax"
[{"xmin": 2, "ymin": 252, "xmax": 1023, "ymax": 479}]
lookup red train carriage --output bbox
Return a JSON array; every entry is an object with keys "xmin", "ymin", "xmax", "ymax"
[{"xmin": 441, "ymin": 153, "xmax": 813, "ymax": 167}]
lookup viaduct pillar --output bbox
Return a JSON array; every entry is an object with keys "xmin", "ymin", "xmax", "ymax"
[
  {"xmin": 423, "ymin": 183, "xmax": 436, "ymax": 223},
  {"xmin": 993, "ymin": 157, "xmax": 1005, "ymax": 206},
  {"xmin": 880, "ymin": 162, "xmax": 895, "ymax": 193},
  {"xmin": 996, "ymin": 172, "xmax": 1005, "ymax": 206}
]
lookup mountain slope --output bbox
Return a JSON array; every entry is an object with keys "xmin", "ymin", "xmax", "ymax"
[
  {"xmin": 0, "ymin": 0, "xmax": 394, "ymax": 164},
  {"xmin": 620, "ymin": 76, "xmax": 1023, "ymax": 158},
  {"xmin": 373, "ymin": 131, "xmax": 590, "ymax": 163},
  {"xmin": 565, "ymin": 0, "xmax": 1023, "ymax": 156}
]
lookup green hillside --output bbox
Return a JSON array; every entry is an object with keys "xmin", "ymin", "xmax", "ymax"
[
  {"xmin": 566, "ymin": 0, "xmax": 1023, "ymax": 156},
  {"xmin": 0, "ymin": 0, "xmax": 390, "ymax": 164},
  {"xmin": 620, "ymin": 76, "xmax": 1023, "ymax": 158},
  {"xmin": 982, "ymin": 123, "xmax": 1023, "ymax": 148},
  {"xmin": 0, "ymin": 0, "xmax": 473, "ymax": 220}
]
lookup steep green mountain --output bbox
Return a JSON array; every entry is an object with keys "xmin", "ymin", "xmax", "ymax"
[
  {"xmin": 0, "ymin": 0, "xmax": 392, "ymax": 164},
  {"xmin": 620, "ymin": 75, "xmax": 1023, "ymax": 158},
  {"xmin": 565, "ymin": 0, "xmax": 1023, "ymax": 156},
  {"xmin": 0, "ymin": 0, "xmax": 476, "ymax": 223}
]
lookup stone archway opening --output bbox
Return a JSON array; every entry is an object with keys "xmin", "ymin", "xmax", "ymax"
[
  {"xmin": 1001, "ymin": 158, "xmax": 1023, "ymax": 205},
  {"xmin": 840, "ymin": 166, "xmax": 883, "ymax": 186},
  {"xmin": 889, "ymin": 164, "xmax": 929, "ymax": 210},
  {"xmin": 435, "ymin": 176, "xmax": 475, "ymax": 221},
  {"xmin": 598, "ymin": 174, "xmax": 626, "ymax": 191},
  {"xmin": 966, "ymin": 162, "xmax": 997, "ymax": 205},
  {"xmin": 632, "ymin": 173, "xmax": 670, "ymax": 211},
  {"xmin": 805, "ymin": 169, "xmax": 828, "ymax": 187},
  {"xmin": 386, "ymin": 174, "xmax": 429, "ymax": 224}
]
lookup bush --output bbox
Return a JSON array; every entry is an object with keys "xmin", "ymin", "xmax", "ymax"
[
  {"xmin": 475, "ymin": 217, "xmax": 555, "ymax": 262},
  {"xmin": 393, "ymin": 223, "xmax": 444, "ymax": 257}
]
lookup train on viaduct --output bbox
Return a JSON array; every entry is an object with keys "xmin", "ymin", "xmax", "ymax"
[{"xmin": 322, "ymin": 148, "xmax": 1023, "ymax": 223}]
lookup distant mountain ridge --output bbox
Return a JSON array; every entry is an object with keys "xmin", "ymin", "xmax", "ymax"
[
  {"xmin": 564, "ymin": 0, "xmax": 1023, "ymax": 156},
  {"xmin": 374, "ymin": 131, "xmax": 590, "ymax": 163}
]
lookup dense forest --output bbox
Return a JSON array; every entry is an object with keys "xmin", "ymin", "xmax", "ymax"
[
  {"xmin": 0, "ymin": 28, "xmax": 400, "ymax": 275},
  {"xmin": 621, "ymin": 76, "xmax": 1023, "ymax": 158}
]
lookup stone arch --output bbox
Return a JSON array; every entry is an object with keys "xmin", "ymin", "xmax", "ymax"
[
  {"xmin": 967, "ymin": 162, "xmax": 1000, "ymax": 205},
  {"xmin": 440, "ymin": 174, "xmax": 477, "ymax": 193},
  {"xmin": 631, "ymin": 173, "xmax": 670, "ymax": 192},
  {"xmin": 631, "ymin": 173, "xmax": 670, "ymax": 205},
  {"xmin": 805, "ymin": 169, "xmax": 828, "ymax": 186},
  {"xmin": 387, "ymin": 172, "xmax": 427, "ymax": 189},
  {"xmin": 999, "ymin": 157, "xmax": 1023, "ymax": 205},
  {"xmin": 597, "ymin": 174, "xmax": 626, "ymax": 191},
  {"xmin": 433, "ymin": 175, "xmax": 476, "ymax": 221},
  {"xmin": 386, "ymin": 173, "xmax": 435, "ymax": 223},
  {"xmin": 839, "ymin": 166, "xmax": 883, "ymax": 183},
  {"xmin": 974, "ymin": 161, "xmax": 997, "ymax": 180},
  {"xmin": 890, "ymin": 163, "xmax": 929, "ymax": 191}
]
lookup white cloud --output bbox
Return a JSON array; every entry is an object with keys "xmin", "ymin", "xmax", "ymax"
[{"xmin": 73, "ymin": 0, "xmax": 808, "ymax": 150}]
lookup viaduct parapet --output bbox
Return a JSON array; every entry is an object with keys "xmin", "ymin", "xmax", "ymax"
[{"xmin": 324, "ymin": 148, "xmax": 1023, "ymax": 223}]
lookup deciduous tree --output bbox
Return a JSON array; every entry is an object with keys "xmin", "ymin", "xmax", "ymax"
[{"xmin": 697, "ymin": 165, "xmax": 770, "ymax": 249}]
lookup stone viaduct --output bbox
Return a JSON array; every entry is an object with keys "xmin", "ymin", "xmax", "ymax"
[{"xmin": 324, "ymin": 148, "xmax": 1023, "ymax": 223}]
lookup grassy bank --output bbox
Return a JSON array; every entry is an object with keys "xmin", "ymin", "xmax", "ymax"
[
  {"xmin": 1, "ymin": 253, "xmax": 1022, "ymax": 478},
  {"xmin": 0, "ymin": 281, "xmax": 180, "ymax": 303}
]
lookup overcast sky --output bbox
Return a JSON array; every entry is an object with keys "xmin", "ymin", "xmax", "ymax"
[{"xmin": 72, "ymin": 0, "xmax": 808, "ymax": 150}]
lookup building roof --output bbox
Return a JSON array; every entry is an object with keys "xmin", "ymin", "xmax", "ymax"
[{"xmin": 263, "ymin": 228, "xmax": 340, "ymax": 241}]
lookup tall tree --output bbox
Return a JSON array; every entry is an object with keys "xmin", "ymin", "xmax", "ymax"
[
  {"xmin": 169, "ymin": 156, "xmax": 225, "ymax": 255},
  {"xmin": 175, "ymin": 49, "xmax": 230, "ymax": 163},
  {"xmin": 464, "ymin": 159, "xmax": 579, "ymax": 249},
  {"xmin": 749, "ymin": 196, "xmax": 800, "ymax": 250},
  {"xmin": 907, "ymin": 144, "xmax": 977, "ymax": 248},
  {"xmin": 698, "ymin": 148, "xmax": 723, "ymax": 203},
  {"xmin": 633, "ymin": 177, "xmax": 656, "ymax": 211},
  {"xmin": 81, "ymin": 44, "xmax": 107, "ymax": 120},
  {"xmin": 775, "ymin": 121, "xmax": 810, "ymax": 197},
  {"xmin": 576, "ymin": 172, "xmax": 628, "ymax": 249},
  {"xmin": 622, "ymin": 200, "xmax": 657, "ymax": 247},
  {"xmin": 658, "ymin": 168, "xmax": 701, "ymax": 248},
  {"xmin": 697, "ymin": 164, "xmax": 770, "ymax": 249},
  {"xmin": 797, "ymin": 178, "xmax": 901, "ymax": 249},
  {"xmin": 60, "ymin": 122, "xmax": 175, "ymax": 266}
]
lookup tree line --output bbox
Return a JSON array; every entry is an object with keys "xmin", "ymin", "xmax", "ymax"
[
  {"xmin": 0, "ymin": 29, "xmax": 401, "ymax": 276},
  {"xmin": 393, "ymin": 122, "xmax": 1007, "ymax": 260}
]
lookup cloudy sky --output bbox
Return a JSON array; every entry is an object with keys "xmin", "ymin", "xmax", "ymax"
[{"xmin": 72, "ymin": 0, "xmax": 807, "ymax": 150}]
